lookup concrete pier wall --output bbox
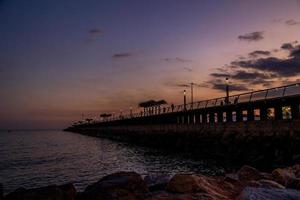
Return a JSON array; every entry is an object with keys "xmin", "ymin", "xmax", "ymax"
[{"xmin": 66, "ymin": 120, "xmax": 300, "ymax": 170}]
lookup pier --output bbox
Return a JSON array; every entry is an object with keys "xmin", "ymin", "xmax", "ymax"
[
  {"xmin": 70, "ymin": 83, "xmax": 300, "ymax": 126},
  {"xmin": 66, "ymin": 83, "xmax": 300, "ymax": 169}
]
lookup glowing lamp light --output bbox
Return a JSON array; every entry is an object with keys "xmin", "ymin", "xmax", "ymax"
[
  {"xmin": 183, "ymin": 90, "xmax": 186, "ymax": 95},
  {"xmin": 225, "ymin": 77, "xmax": 229, "ymax": 85}
]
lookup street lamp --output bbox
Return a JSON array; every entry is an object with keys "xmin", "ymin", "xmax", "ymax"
[
  {"xmin": 183, "ymin": 90, "xmax": 187, "ymax": 111},
  {"xmin": 225, "ymin": 77, "xmax": 229, "ymax": 104},
  {"xmin": 190, "ymin": 82, "xmax": 194, "ymax": 105},
  {"xmin": 130, "ymin": 107, "xmax": 133, "ymax": 117}
]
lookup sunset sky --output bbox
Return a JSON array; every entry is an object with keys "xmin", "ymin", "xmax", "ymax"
[{"xmin": 1, "ymin": 0, "xmax": 300, "ymax": 129}]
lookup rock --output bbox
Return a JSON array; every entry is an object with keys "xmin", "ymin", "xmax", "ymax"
[
  {"xmin": 236, "ymin": 187, "xmax": 300, "ymax": 200},
  {"xmin": 145, "ymin": 191, "xmax": 218, "ymax": 200},
  {"xmin": 194, "ymin": 175, "xmax": 242, "ymax": 199},
  {"xmin": 284, "ymin": 177, "xmax": 300, "ymax": 190},
  {"xmin": 291, "ymin": 164, "xmax": 300, "ymax": 176},
  {"xmin": 166, "ymin": 174, "xmax": 242, "ymax": 199},
  {"xmin": 0, "ymin": 183, "xmax": 3, "ymax": 200},
  {"xmin": 237, "ymin": 165, "xmax": 264, "ymax": 181},
  {"xmin": 58, "ymin": 183, "xmax": 77, "ymax": 200},
  {"xmin": 272, "ymin": 168, "xmax": 296, "ymax": 186},
  {"xmin": 291, "ymin": 164, "xmax": 300, "ymax": 170},
  {"xmin": 224, "ymin": 173, "xmax": 239, "ymax": 183},
  {"xmin": 258, "ymin": 180, "xmax": 285, "ymax": 189},
  {"xmin": 81, "ymin": 171, "xmax": 148, "ymax": 200},
  {"xmin": 144, "ymin": 174, "xmax": 171, "ymax": 192},
  {"xmin": 245, "ymin": 180, "xmax": 262, "ymax": 188},
  {"xmin": 166, "ymin": 174, "xmax": 201, "ymax": 193},
  {"xmin": 4, "ymin": 184, "xmax": 76, "ymax": 200},
  {"xmin": 260, "ymin": 172, "xmax": 273, "ymax": 180}
]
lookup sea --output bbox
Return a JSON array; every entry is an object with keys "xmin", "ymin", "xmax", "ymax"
[{"xmin": 0, "ymin": 130, "xmax": 226, "ymax": 194}]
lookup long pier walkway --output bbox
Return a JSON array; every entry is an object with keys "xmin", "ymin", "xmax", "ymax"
[{"xmin": 75, "ymin": 82, "xmax": 300, "ymax": 127}]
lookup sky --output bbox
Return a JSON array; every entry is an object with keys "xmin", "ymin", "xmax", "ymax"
[{"xmin": 0, "ymin": 0, "xmax": 300, "ymax": 129}]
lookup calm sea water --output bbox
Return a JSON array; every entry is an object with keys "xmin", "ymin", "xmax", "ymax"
[{"xmin": 0, "ymin": 130, "xmax": 225, "ymax": 194}]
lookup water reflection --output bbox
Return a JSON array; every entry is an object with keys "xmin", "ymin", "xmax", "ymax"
[{"xmin": 0, "ymin": 130, "xmax": 225, "ymax": 194}]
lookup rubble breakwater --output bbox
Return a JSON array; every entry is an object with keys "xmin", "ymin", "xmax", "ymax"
[{"xmin": 3, "ymin": 164, "xmax": 300, "ymax": 200}]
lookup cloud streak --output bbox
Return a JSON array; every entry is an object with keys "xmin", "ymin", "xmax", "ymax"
[
  {"xmin": 112, "ymin": 52, "xmax": 132, "ymax": 59},
  {"xmin": 238, "ymin": 31, "xmax": 264, "ymax": 42},
  {"xmin": 248, "ymin": 50, "xmax": 271, "ymax": 58},
  {"xmin": 163, "ymin": 57, "xmax": 192, "ymax": 63},
  {"xmin": 285, "ymin": 19, "xmax": 300, "ymax": 26},
  {"xmin": 87, "ymin": 28, "xmax": 103, "ymax": 42}
]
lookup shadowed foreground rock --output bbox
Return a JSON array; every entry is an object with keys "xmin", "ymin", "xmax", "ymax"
[
  {"xmin": 3, "ymin": 165, "xmax": 300, "ymax": 200},
  {"xmin": 237, "ymin": 187, "xmax": 300, "ymax": 200},
  {"xmin": 1, "ymin": 183, "xmax": 3, "ymax": 200},
  {"xmin": 4, "ymin": 183, "xmax": 76, "ymax": 200},
  {"xmin": 78, "ymin": 171, "xmax": 148, "ymax": 200}
]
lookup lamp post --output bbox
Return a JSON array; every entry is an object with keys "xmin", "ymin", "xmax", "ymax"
[
  {"xmin": 225, "ymin": 77, "xmax": 229, "ymax": 104},
  {"xmin": 130, "ymin": 107, "xmax": 133, "ymax": 117},
  {"xmin": 190, "ymin": 82, "xmax": 194, "ymax": 106},
  {"xmin": 183, "ymin": 90, "xmax": 187, "ymax": 111}
]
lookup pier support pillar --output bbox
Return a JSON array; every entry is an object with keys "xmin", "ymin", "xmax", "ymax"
[
  {"xmin": 260, "ymin": 106, "xmax": 268, "ymax": 121},
  {"xmin": 236, "ymin": 108, "xmax": 243, "ymax": 122},
  {"xmin": 291, "ymin": 103, "xmax": 300, "ymax": 119},
  {"xmin": 217, "ymin": 111, "xmax": 223, "ymax": 123},
  {"xmin": 275, "ymin": 105, "xmax": 283, "ymax": 120},
  {"xmin": 247, "ymin": 107, "xmax": 254, "ymax": 121},
  {"xmin": 226, "ymin": 110, "xmax": 232, "ymax": 122},
  {"xmin": 209, "ymin": 112, "xmax": 215, "ymax": 123},
  {"xmin": 203, "ymin": 113, "xmax": 208, "ymax": 123},
  {"xmin": 195, "ymin": 113, "xmax": 201, "ymax": 123}
]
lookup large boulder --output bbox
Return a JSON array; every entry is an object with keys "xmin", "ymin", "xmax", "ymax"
[
  {"xmin": 81, "ymin": 171, "xmax": 148, "ymax": 200},
  {"xmin": 4, "ymin": 183, "xmax": 76, "ymax": 200},
  {"xmin": 237, "ymin": 187, "xmax": 300, "ymax": 200},
  {"xmin": 237, "ymin": 165, "xmax": 265, "ymax": 181},
  {"xmin": 166, "ymin": 174, "xmax": 243, "ymax": 199},
  {"xmin": 272, "ymin": 168, "xmax": 299, "ymax": 187},
  {"xmin": 165, "ymin": 174, "xmax": 200, "ymax": 193}
]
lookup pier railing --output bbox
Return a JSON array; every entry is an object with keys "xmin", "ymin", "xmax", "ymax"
[{"xmin": 79, "ymin": 82, "xmax": 300, "ymax": 124}]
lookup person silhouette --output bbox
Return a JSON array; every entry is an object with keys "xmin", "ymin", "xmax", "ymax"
[{"xmin": 171, "ymin": 103, "xmax": 175, "ymax": 112}]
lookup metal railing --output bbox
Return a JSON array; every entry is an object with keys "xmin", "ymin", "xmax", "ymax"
[{"xmin": 77, "ymin": 82, "xmax": 300, "ymax": 125}]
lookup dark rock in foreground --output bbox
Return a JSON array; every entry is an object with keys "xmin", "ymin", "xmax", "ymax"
[
  {"xmin": 237, "ymin": 187, "xmax": 300, "ymax": 200},
  {"xmin": 79, "ymin": 171, "xmax": 148, "ymax": 200},
  {"xmin": 3, "ymin": 183, "xmax": 76, "ymax": 200},
  {"xmin": 1, "ymin": 183, "xmax": 3, "ymax": 200},
  {"xmin": 4, "ymin": 165, "xmax": 300, "ymax": 200}
]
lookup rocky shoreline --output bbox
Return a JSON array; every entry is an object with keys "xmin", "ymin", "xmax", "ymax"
[{"xmin": 2, "ymin": 165, "xmax": 300, "ymax": 200}]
